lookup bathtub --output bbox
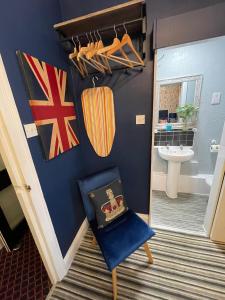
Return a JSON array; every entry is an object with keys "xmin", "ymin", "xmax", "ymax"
[{"xmin": 152, "ymin": 172, "xmax": 212, "ymax": 195}]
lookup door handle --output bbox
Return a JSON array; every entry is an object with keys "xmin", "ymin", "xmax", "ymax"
[
  {"xmin": 13, "ymin": 184, "xmax": 31, "ymax": 191},
  {"xmin": 24, "ymin": 185, "xmax": 31, "ymax": 191}
]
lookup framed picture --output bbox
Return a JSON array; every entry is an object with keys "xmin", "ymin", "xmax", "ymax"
[{"xmin": 17, "ymin": 51, "xmax": 79, "ymax": 160}]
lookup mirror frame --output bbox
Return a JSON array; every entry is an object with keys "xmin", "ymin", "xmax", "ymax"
[{"xmin": 155, "ymin": 75, "xmax": 203, "ymax": 129}]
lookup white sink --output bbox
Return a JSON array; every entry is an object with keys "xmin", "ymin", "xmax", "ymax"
[
  {"xmin": 158, "ymin": 146, "xmax": 194, "ymax": 198},
  {"xmin": 158, "ymin": 146, "xmax": 194, "ymax": 162}
]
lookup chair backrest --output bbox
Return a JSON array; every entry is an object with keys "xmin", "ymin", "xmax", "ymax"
[{"xmin": 78, "ymin": 167, "xmax": 121, "ymax": 222}]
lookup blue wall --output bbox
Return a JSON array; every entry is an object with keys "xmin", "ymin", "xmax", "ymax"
[
  {"xmin": 2, "ymin": 0, "xmax": 225, "ymax": 258},
  {"xmin": 59, "ymin": 0, "xmax": 225, "ymax": 214},
  {"xmin": 0, "ymin": 0, "xmax": 85, "ymax": 256}
]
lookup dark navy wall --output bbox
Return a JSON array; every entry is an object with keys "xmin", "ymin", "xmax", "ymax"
[
  {"xmin": 0, "ymin": 0, "xmax": 85, "ymax": 256},
  {"xmin": 3, "ymin": 0, "xmax": 225, "ymax": 260},
  {"xmin": 59, "ymin": 0, "xmax": 225, "ymax": 214}
]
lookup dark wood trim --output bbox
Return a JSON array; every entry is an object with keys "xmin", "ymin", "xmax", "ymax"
[
  {"xmin": 54, "ymin": 0, "xmax": 144, "ymax": 37},
  {"xmin": 154, "ymin": 2, "xmax": 225, "ymax": 49}
]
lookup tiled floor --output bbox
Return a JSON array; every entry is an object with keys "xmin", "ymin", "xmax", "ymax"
[
  {"xmin": 151, "ymin": 190, "xmax": 208, "ymax": 235},
  {"xmin": 0, "ymin": 229, "xmax": 51, "ymax": 300}
]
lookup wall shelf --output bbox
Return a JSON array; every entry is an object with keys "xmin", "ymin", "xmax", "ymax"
[{"xmin": 54, "ymin": 0, "xmax": 146, "ymax": 54}]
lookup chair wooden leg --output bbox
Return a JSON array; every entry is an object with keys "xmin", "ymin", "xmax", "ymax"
[
  {"xmin": 112, "ymin": 268, "xmax": 117, "ymax": 300},
  {"xmin": 144, "ymin": 242, "xmax": 153, "ymax": 264},
  {"xmin": 92, "ymin": 236, "xmax": 97, "ymax": 245}
]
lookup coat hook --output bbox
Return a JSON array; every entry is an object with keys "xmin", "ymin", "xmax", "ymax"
[
  {"xmin": 97, "ymin": 30, "xmax": 102, "ymax": 40},
  {"xmin": 71, "ymin": 36, "xmax": 76, "ymax": 47},
  {"xmin": 123, "ymin": 22, "xmax": 128, "ymax": 34},
  {"xmin": 93, "ymin": 30, "xmax": 98, "ymax": 42},
  {"xmin": 76, "ymin": 35, "xmax": 81, "ymax": 49},
  {"xmin": 90, "ymin": 31, "xmax": 94, "ymax": 43},
  {"xmin": 86, "ymin": 32, "xmax": 91, "ymax": 43},
  {"xmin": 114, "ymin": 24, "xmax": 118, "ymax": 38},
  {"xmin": 92, "ymin": 75, "xmax": 99, "ymax": 88}
]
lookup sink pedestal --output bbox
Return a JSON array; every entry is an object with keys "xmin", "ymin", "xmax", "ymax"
[
  {"xmin": 158, "ymin": 146, "xmax": 194, "ymax": 199},
  {"xmin": 166, "ymin": 161, "xmax": 181, "ymax": 199}
]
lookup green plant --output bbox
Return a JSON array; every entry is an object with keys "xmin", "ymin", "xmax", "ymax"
[{"xmin": 176, "ymin": 104, "xmax": 199, "ymax": 130}]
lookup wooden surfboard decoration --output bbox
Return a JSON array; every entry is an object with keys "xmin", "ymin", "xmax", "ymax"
[{"xmin": 81, "ymin": 86, "xmax": 115, "ymax": 157}]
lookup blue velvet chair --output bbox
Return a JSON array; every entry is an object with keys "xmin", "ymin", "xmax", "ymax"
[{"xmin": 78, "ymin": 167, "xmax": 155, "ymax": 299}]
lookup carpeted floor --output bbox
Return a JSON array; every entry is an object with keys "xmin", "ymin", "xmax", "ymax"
[
  {"xmin": 0, "ymin": 229, "xmax": 51, "ymax": 300},
  {"xmin": 48, "ymin": 228, "xmax": 225, "ymax": 300},
  {"xmin": 151, "ymin": 190, "xmax": 208, "ymax": 235}
]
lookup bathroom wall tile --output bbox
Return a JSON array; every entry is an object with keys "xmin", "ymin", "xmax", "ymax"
[
  {"xmin": 173, "ymin": 140, "xmax": 179, "ymax": 146},
  {"xmin": 154, "ymin": 129, "xmax": 194, "ymax": 146},
  {"xmin": 155, "ymin": 134, "xmax": 160, "ymax": 141},
  {"xmin": 187, "ymin": 134, "xmax": 194, "ymax": 140},
  {"xmin": 160, "ymin": 135, "xmax": 167, "ymax": 141},
  {"xmin": 166, "ymin": 135, "xmax": 173, "ymax": 141},
  {"xmin": 166, "ymin": 132, "xmax": 173, "ymax": 136}
]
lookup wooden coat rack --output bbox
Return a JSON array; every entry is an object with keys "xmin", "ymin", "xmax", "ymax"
[{"xmin": 54, "ymin": 0, "xmax": 146, "ymax": 75}]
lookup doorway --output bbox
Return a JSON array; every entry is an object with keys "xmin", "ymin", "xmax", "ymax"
[
  {"xmin": 0, "ymin": 153, "xmax": 51, "ymax": 299},
  {"xmin": 150, "ymin": 36, "xmax": 225, "ymax": 236},
  {"xmin": 0, "ymin": 53, "xmax": 68, "ymax": 288},
  {"xmin": 0, "ymin": 153, "xmax": 26, "ymax": 251}
]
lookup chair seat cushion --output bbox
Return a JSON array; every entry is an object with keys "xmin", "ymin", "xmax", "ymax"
[{"xmin": 90, "ymin": 209, "xmax": 155, "ymax": 271}]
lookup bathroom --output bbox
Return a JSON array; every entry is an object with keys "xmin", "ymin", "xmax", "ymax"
[{"xmin": 151, "ymin": 35, "xmax": 225, "ymax": 235}]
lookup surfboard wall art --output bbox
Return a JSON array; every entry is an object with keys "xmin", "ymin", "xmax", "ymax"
[{"xmin": 81, "ymin": 86, "xmax": 115, "ymax": 157}]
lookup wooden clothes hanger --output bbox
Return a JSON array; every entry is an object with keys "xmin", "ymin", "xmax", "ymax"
[
  {"xmin": 106, "ymin": 23, "xmax": 144, "ymax": 66},
  {"xmin": 86, "ymin": 31, "xmax": 100, "ymax": 59},
  {"xmin": 69, "ymin": 36, "xmax": 87, "ymax": 78},
  {"xmin": 97, "ymin": 37, "xmax": 120, "ymax": 55},
  {"xmin": 86, "ymin": 31, "xmax": 112, "ymax": 73},
  {"xmin": 70, "ymin": 24, "xmax": 144, "ymax": 76},
  {"xmin": 96, "ymin": 25, "xmax": 134, "ymax": 68},
  {"xmin": 85, "ymin": 31, "xmax": 110, "ymax": 72},
  {"xmin": 78, "ymin": 32, "xmax": 106, "ymax": 74},
  {"xmin": 77, "ymin": 33, "xmax": 92, "ymax": 60}
]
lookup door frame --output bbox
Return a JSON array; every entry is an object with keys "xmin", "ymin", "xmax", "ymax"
[
  {"xmin": 204, "ymin": 122, "xmax": 225, "ymax": 235},
  {"xmin": 149, "ymin": 49, "xmax": 158, "ymax": 226},
  {"xmin": 149, "ymin": 48, "xmax": 225, "ymax": 238},
  {"xmin": 0, "ymin": 54, "xmax": 66, "ymax": 284}
]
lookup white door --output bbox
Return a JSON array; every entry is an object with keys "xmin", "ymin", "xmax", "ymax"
[
  {"xmin": 204, "ymin": 122, "xmax": 225, "ymax": 235},
  {"xmin": 0, "ymin": 55, "xmax": 66, "ymax": 283},
  {"xmin": 210, "ymin": 173, "xmax": 225, "ymax": 242}
]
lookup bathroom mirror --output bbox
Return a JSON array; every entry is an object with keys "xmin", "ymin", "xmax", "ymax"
[{"xmin": 156, "ymin": 75, "xmax": 202, "ymax": 127}]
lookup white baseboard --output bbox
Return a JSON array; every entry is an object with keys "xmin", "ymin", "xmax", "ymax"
[
  {"xmin": 153, "ymin": 224, "xmax": 207, "ymax": 237},
  {"xmin": 152, "ymin": 172, "xmax": 210, "ymax": 195},
  {"xmin": 63, "ymin": 217, "xmax": 89, "ymax": 271},
  {"xmin": 137, "ymin": 213, "xmax": 149, "ymax": 224}
]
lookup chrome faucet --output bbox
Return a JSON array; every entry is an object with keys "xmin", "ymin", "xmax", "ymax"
[
  {"xmin": 180, "ymin": 144, "xmax": 183, "ymax": 150},
  {"xmin": 166, "ymin": 143, "xmax": 170, "ymax": 149}
]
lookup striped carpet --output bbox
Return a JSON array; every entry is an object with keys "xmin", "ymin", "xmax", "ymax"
[{"xmin": 48, "ymin": 228, "xmax": 225, "ymax": 300}]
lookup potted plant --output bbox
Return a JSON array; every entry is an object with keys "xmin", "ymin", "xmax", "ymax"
[{"xmin": 176, "ymin": 104, "xmax": 199, "ymax": 130}]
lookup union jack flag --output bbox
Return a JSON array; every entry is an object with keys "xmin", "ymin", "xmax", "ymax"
[{"xmin": 18, "ymin": 52, "xmax": 79, "ymax": 160}]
